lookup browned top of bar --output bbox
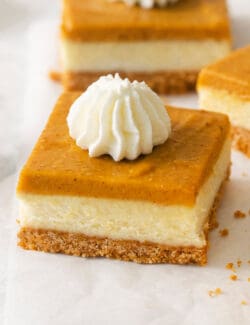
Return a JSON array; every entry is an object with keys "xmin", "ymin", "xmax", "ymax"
[
  {"xmin": 61, "ymin": 0, "xmax": 231, "ymax": 41},
  {"xmin": 17, "ymin": 92, "xmax": 230, "ymax": 205},
  {"xmin": 198, "ymin": 45, "xmax": 250, "ymax": 101}
]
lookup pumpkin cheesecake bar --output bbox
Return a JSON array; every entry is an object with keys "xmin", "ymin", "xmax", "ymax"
[
  {"xmin": 198, "ymin": 45, "xmax": 250, "ymax": 157},
  {"xmin": 17, "ymin": 82, "xmax": 231, "ymax": 265},
  {"xmin": 61, "ymin": 0, "xmax": 231, "ymax": 93}
]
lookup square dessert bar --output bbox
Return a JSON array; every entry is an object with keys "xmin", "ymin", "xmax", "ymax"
[
  {"xmin": 198, "ymin": 45, "xmax": 250, "ymax": 157},
  {"xmin": 17, "ymin": 92, "xmax": 231, "ymax": 265},
  {"xmin": 61, "ymin": 0, "xmax": 231, "ymax": 93}
]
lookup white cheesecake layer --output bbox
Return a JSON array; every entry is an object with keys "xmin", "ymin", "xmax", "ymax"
[
  {"xmin": 199, "ymin": 87, "xmax": 250, "ymax": 130},
  {"xmin": 18, "ymin": 138, "xmax": 230, "ymax": 248},
  {"xmin": 61, "ymin": 39, "xmax": 231, "ymax": 72}
]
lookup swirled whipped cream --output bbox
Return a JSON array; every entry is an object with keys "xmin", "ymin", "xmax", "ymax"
[
  {"xmin": 109, "ymin": 0, "xmax": 179, "ymax": 9},
  {"xmin": 67, "ymin": 74, "xmax": 171, "ymax": 161}
]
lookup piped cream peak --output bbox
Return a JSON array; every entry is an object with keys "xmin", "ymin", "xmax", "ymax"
[{"xmin": 67, "ymin": 74, "xmax": 171, "ymax": 161}]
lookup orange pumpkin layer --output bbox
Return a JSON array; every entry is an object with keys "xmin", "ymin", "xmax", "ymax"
[
  {"xmin": 198, "ymin": 45, "xmax": 250, "ymax": 101},
  {"xmin": 61, "ymin": 0, "xmax": 231, "ymax": 42},
  {"xmin": 17, "ymin": 92, "xmax": 230, "ymax": 206}
]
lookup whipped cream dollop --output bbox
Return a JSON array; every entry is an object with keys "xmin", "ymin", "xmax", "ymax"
[
  {"xmin": 67, "ymin": 74, "xmax": 171, "ymax": 161},
  {"xmin": 109, "ymin": 0, "xmax": 179, "ymax": 9}
]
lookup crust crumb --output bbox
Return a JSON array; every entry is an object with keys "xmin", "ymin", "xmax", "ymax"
[
  {"xmin": 226, "ymin": 263, "xmax": 235, "ymax": 272},
  {"xmin": 237, "ymin": 259, "xmax": 242, "ymax": 268},
  {"xmin": 208, "ymin": 288, "xmax": 222, "ymax": 297},
  {"xmin": 234, "ymin": 210, "xmax": 246, "ymax": 219},
  {"xmin": 49, "ymin": 70, "xmax": 61, "ymax": 82},
  {"xmin": 232, "ymin": 126, "xmax": 250, "ymax": 158},
  {"xmin": 219, "ymin": 229, "xmax": 229, "ymax": 237},
  {"xmin": 230, "ymin": 274, "xmax": 238, "ymax": 281}
]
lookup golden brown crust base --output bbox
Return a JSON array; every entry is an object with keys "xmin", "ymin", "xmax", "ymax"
[
  {"xmin": 18, "ymin": 174, "xmax": 228, "ymax": 265},
  {"xmin": 62, "ymin": 70, "xmax": 198, "ymax": 94},
  {"xmin": 18, "ymin": 229, "xmax": 207, "ymax": 265},
  {"xmin": 232, "ymin": 126, "xmax": 250, "ymax": 158}
]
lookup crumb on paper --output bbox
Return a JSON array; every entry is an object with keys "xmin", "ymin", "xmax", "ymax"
[
  {"xmin": 230, "ymin": 274, "xmax": 238, "ymax": 281},
  {"xmin": 237, "ymin": 259, "xmax": 242, "ymax": 268},
  {"xmin": 208, "ymin": 288, "xmax": 222, "ymax": 297},
  {"xmin": 248, "ymin": 278, "xmax": 250, "ymax": 282},
  {"xmin": 49, "ymin": 70, "xmax": 61, "ymax": 82},
  {"xmin": 234, "ymin": 210, "xmax": 246, "ymax": 219},
  {"xmin": 226, "ymin": 263, "xmax": 235, "ymax": 272},
  {"xmin": 241, "ymin": 172, "xmax": 248, "ymax": 177},
  {"xmin": 219, "ymin": 229, "xmax": 229, "ymax": 237},
  {"xmin": 241, "ymin": 300, "xmax": 247, "ymax": 305}
]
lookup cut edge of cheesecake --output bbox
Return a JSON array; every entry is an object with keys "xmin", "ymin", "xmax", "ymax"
[
  {"xmin": 18, "ymin": 169, "xmax": 229, "ymax": 266},
  {"xmin": 17, "ymin": 135, "xmax": 230, "ymax": 253},
  {"xmin": 16, "ymin": 133, "xmax": 231, "ymax": 265},
  {"xmin": 198, "ymin": 86, "xmax": 250, "ymax": 158}
]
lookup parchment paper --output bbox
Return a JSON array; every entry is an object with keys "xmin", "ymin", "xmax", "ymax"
[{"xmin": 3, "ymin": 22, "xmax": 250, "ymax": 325}]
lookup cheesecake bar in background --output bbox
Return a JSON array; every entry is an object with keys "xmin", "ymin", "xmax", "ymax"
[
  {"xmin": 198, "ymin": 46, "xmax": 250, "ymax": 158},
  {"xmin": 17, "ymin": 75, "xmax": 231, "ymax": 265},
  {"xmin": 60, "ymin": 0, "xmax": 231, "ymax": 94}
]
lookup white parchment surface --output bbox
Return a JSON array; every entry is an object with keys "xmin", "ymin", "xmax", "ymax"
[{"xmin": 3, "ymin": 22, "xmax": 250, "ymax": 325}]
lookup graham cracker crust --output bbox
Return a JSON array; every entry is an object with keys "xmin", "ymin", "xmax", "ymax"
[
  {"xmin": 18, "ymin": 171, "xmax": 229, "ymax": 266},
  {"xmin": 232, "ymin": 126, "xmax": 250, "ymax": 158},
  {"xmin": 62, "ymin": 70, "xmax": 198, "ymax": 94}
]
